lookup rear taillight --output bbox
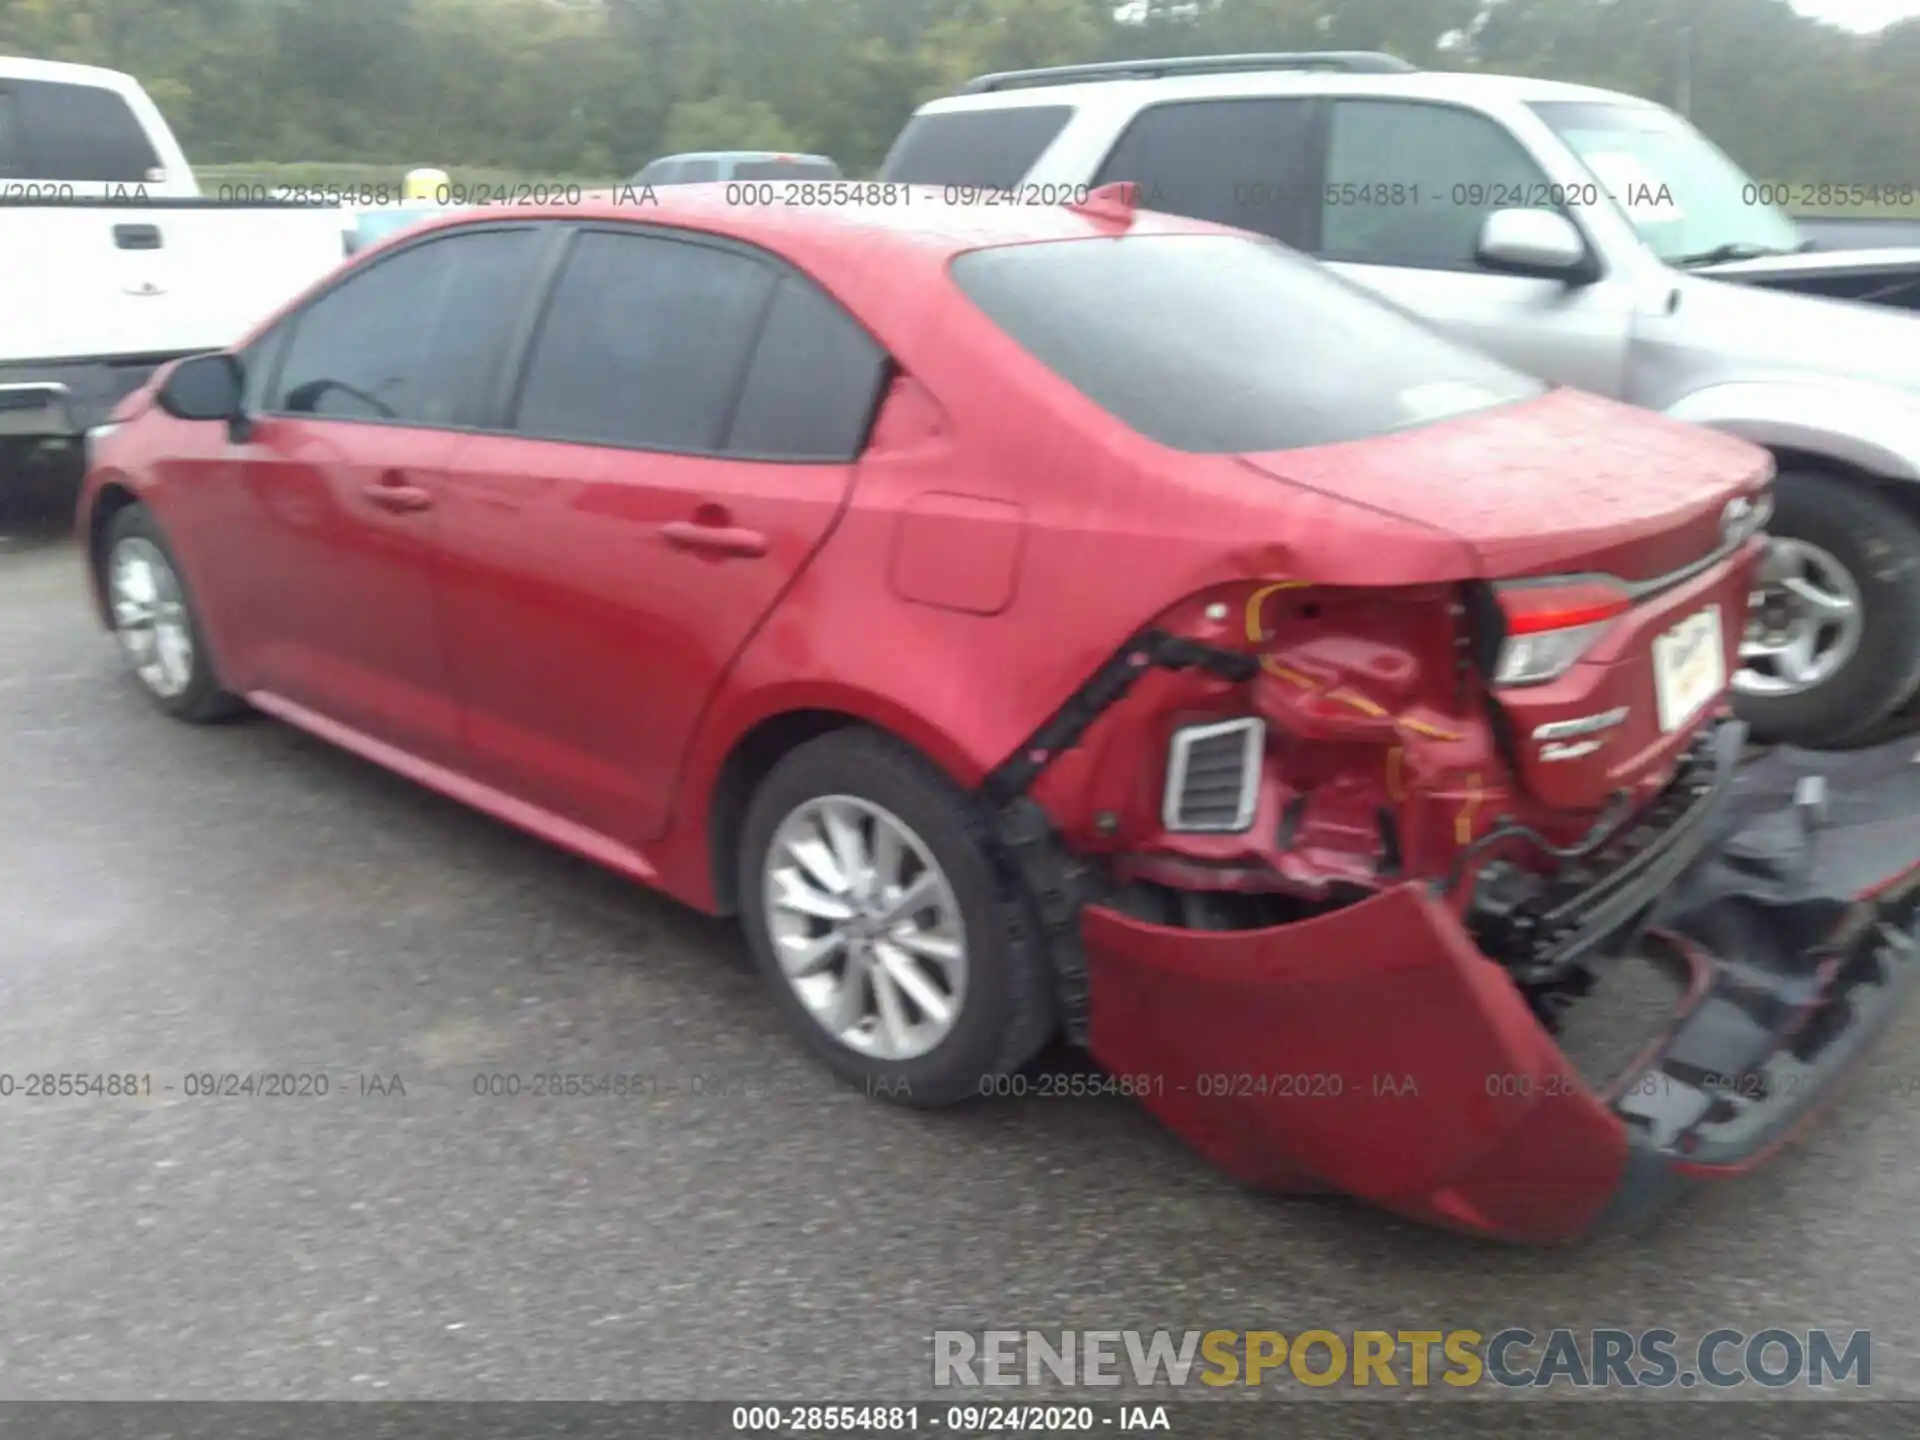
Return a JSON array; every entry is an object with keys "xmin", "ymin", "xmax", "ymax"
[{"xmin": 1490, "ymin": 577, "xmax": 1632, "ymax": 686}]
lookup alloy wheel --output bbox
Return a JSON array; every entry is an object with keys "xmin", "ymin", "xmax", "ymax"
[
  {"xmin": 1734, "ymin": 536, "xmax": 1864, "ymax": 698},
  {"xmin": 761, "ymin": 794, "xmax": 969, "ymax": 1062},
  {"xmin": 108, "ymin": 536, "xmax": 195, "ymax": 699}
]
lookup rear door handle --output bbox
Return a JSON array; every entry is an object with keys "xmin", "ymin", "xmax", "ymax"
[
  {"xmin": 660, "ymin": 520, "xmax": 768, "ymax": 558},
  {"xmin": 363, "ymin": 473, "xmax": 434, "ymax": 513},
  {"xmin": 113, "ymin": 223, "xmax": 163, "ymax": 250}
]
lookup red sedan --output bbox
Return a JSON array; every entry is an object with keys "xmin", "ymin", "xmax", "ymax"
[{"xmin": 77, "ymin": 187, "xmax": 1916, "ymax": 1242}]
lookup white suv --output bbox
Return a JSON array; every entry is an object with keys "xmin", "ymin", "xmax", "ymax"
[{"xmin": 877, "ymin": 52, "xmax": 1920, "ymax": 751}]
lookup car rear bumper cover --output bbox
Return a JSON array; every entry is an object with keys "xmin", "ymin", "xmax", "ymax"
[{"xmin": 1077, "ymin": 719, "xmax": 1920, "ymax": 1243}]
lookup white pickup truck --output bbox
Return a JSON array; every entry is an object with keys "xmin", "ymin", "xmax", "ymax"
[{"xmin": 0, "ymin": 59, "xmax": 352, "ymax": 520}]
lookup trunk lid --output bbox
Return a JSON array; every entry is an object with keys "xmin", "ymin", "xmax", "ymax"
[
  {"xmin": 1235, "ymin": 387, "xmax": 1771, "ymax": 584},
  {"xmin": 1238, "ymin": 388, "xmax": 1772, "ymax": 812}
]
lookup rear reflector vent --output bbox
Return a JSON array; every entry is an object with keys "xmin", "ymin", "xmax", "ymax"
[{"xmin": 1162, "ymin": 718, "xmax": 1264, "ymax": 833}]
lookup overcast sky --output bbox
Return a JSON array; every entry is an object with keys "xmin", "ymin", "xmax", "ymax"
[{"xmin": 1791, "ymin": 0, "xmax": 1920, "ymax": 29}]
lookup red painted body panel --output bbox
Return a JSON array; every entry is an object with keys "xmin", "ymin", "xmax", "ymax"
[
  {"xmin": 79, "ymin": 193, "xmax": 1828, "ymax": 1241},
  {"xmin": 1081, "ymin": 888, "xmax": 1629, "ymax": 1244}
]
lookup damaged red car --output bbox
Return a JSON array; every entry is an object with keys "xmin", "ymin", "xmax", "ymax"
[{"xmin": 78, "ymin": 187, "xmax": 1920, "ymax": 1244}]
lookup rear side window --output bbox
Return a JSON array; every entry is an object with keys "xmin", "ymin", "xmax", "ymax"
[
  {"xmin": 877, "ymin": 107, "xmax": 1073, "ymax": 188},
  {"xmin": 725, "ymin": 276, "xmax": 890, "ymax": 460},
  {"xmin": 512, "ymin": 229, "xmax": 778, "ymax": 452},
  {"xmin": 12, "ymin": 79, "xmax": 161, "ymax": 183},
  {"xmin": 951, "ymin": 233, "xmax": 1545, "ymax": 454},
  {"xmin": 731, "ymin": 158, "xmax": 841, "ymax": 181},
  {"xmin": 1092, "ymin": 99, "xmax": 1321, "ymax": 249},
  {"xmin": 268, "ymin": 228, "xmax": 545, "ymax": 427},
  {"xmin": 0, "ymin": 91, "xmax": 22, "ymax": 174}
]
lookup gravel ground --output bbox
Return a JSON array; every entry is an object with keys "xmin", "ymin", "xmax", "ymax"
[{"xmin": 3, "ymin": 532, "xmax": 1919, "ymax": 1412}]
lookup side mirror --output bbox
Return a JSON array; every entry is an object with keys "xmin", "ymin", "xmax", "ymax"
[
  {"xmin": 1474, "ymin": 209, "xmax": 1599, "ymax": 285},
  {"xmin": 157, "ymin": 352, "xmax": 244, "ymax": 423}
]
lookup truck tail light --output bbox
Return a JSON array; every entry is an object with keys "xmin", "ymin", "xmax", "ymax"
[{"xmin": 1490, "ymin": 577, "xmax": 1632, "ymax": 687}]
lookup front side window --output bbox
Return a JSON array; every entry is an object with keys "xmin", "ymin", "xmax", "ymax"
[
  {"xmin": 731, "ymin": 158, "xmax": 840, "ymax": 181},
  {"xmin": 267, "ymin": 227, "xmax": 544, "ymax": 427},
  {"xmin": 511, "ymin": 230, "xmax": 778, "ymax": 452},
  {"xmin": 1092, "ymin": 99, "xmax": 1320, "ymax": 249},
  {"xmin": 1532, "ymin": 100, "xmax": 1803, "ymax": 265},
  {"xmin": 0, "ymin": 91, "xmax": 23, "ymax": 174},
  {"xmin": 951, "ymin": 233, "xmax": 1545, "ymax": 454},
  {"xmin": 676, "ymin": 159, "xmax": 722, "ymax": 183},
  {"xmin": 1320, "ymin": 100, "xmax": 1556, "ymax": 271}
]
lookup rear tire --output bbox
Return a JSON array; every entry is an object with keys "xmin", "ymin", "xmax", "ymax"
[
  {"xmin": 1731, "ymin": 473, "xmax": 1920, "ymax": 749},
  {"xmin": 100, "ymin": 503, "xmax": 244, "ymax": 723},
  {"xmin": 736, "ymin": 729, "xmax": 1055, "ymax": 1108}
]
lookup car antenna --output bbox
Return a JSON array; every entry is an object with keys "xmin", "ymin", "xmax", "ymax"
[{"xmin": 1068, "ymin": 181, "xmax": 1139, "ymax": 228}]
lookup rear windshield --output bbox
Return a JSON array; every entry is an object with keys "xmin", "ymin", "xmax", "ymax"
[
  {"xmin": 949, "ymin": 233, "xmax": 1546, "ymax": 454},
  {"xmin": 731, "ymin": 157, "xmax": 841, "ymax": 181},
  {"xmin": 7, "ymin": 78, "xmax": 161, "ymax": 183},
  {"xmin": 877, "ymin": 107, "xmax": 1074, "ymax": 188}
]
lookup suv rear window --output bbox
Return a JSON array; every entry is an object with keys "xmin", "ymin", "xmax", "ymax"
[
  {"xmin": 732, "ymin": 158, "xmax": 841, "ymax": 181},
  {"xmin": 950, "ymin": 234, "xmax": 1546, "ymax": 454},
  {"xmin": 10, "ymin": 78, "xmax": 160, "ymax": 183},
  {"xmin": 877, "ymin": 107, "xmax": 1073, "ymax": 188}
]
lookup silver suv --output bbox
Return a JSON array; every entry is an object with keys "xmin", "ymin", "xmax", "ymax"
[{"xmin": 879, "ymin": 52, "xmax": 1920, "ymax": 749}]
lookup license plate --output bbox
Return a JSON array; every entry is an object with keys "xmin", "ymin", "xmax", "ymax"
[{"xmin": 1653, "ymin": 604, "xmax": 1726, "ymax": 733}]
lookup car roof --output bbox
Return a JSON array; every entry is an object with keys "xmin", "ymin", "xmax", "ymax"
[
  {"xmin": 0, "ymin": 56, "xmax": 142, "ymax": 90},
  {"xmin": 651, "ymin": 151, "xmax": 837, "ymax": 163},
  {"xmin": 912, "ymin": 68, "xmax": 1651, "ymax": 115},
  {"xmin": 390, "ymin": 185, "xmax": 1229, "ymax": 349}
]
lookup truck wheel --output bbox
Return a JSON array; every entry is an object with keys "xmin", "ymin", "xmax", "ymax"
[
  {"xmin": 736, "ymin": 729, "xmax": 1055, "ymax": 1108},
  {"xmin": 1731, "ymin": 473, "xmax": 1920, "ymax": 750},
  {"xmin": 100, "ymin": 503, "xmax": 243, "ymax": 723}
]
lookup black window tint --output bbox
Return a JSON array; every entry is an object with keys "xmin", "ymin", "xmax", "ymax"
[
  {"xmin": 241, "ymin": 326, "xmax": 291, "ymax": 413},
  {"xmin": 877, "ymin": 107, "xmax": 1073, "ymax": 188},
  {"xmin": 16, "ymin": 79, "xmax": 161, "ymax": 183},
  {"xmin": 514, "ymin": 230, "xmax": 777, "ymax": 451},
  {"xmin": 1322, "ymin": 101, "xmax": 1554, "ymax": 269},
  {"xmin": 271, "ymin": 228, "xmax": 542, "ymax": 426},
  {"xmin": 677, "ymin": 159, "xmax": 722, "ymax": 183},
  {"xmin": 951, "ymin": 233, "xmax": 1544, "ymax": 454},
  {"xmin": 726, "ymin": 276, "xmax": 889, "ymax": 460},
  {"xmin": 1092, "ymin": 99, "xmax": 1319, "ymax": 248},
  {"xmin": 732, "ymin": 158, "xmax": 840, "ymax": 181},
  {"xmin": 631, "ymin": 160, "xmax": 668, "ymax": 184},
  {"xmin": 0, "ymin": 92, "xmax": 23, "ymax": 174}
]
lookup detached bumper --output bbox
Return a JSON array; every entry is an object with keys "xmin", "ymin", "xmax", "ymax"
[{"xmin": 1079, "ymin": 729, "xmax": 1920, "ymax": 1244}]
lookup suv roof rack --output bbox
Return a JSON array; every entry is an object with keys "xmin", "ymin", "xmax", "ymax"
[{"xmin": 957, "ymin": 51, "xmax": 1417, "ymax": 95}]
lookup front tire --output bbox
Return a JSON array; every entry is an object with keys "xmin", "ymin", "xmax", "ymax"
[
  {"xmin": 737, "ymin": 729, "xmax": 1055, "ymax": 1108},
  {"xmin": 101, "ymin": 503, "xmax": 243, "ymax": 723},
  {"xmin": 1732, "ymin": 473, "xmax": 1920, "ymax": 749}
]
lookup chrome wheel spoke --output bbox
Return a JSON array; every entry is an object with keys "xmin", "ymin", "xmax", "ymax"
[
  {"xmin": 820, "ymin": 949, "xmax": 871, "ymax": 1035},
  {"xmin": 786, "ymin": 828, "xmax": 850, "ymax": 897},
  {"xmin": 777, "ymin": 927, "xmax": 846, "ymax": 979},
  {"xmin": 772, "ymin": 866, "xmax": 853, "ymax": 923},
  {"xmin": 870, "ymin": 957, "xmax": 915, "ymax": 1055},
  {"xmin": 887, "ymin": 927, "xmax": 963, "ymax": 976},
  {"xmin": 1782, "ymin": 575, "xmax": 1854, "ymax": 618},
  {"xmin": 875, "ymin": 870, "xmax": 940, "ymax": 929},
  {"xmin": 821, "ymin": 802, "xmax": 871, "ymax": 902},
  {"xmin": 874, "ymin": 939, "xmax": 954, "ymax": 1028}
]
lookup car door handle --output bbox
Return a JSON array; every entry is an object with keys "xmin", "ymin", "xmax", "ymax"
[
  {"xmin": 660, "ymin": 520, "xmax": 768, "ymax": 558},
  {"xmin": 363, "ymin": 475, "xmax": 434, "ymax": 513}
]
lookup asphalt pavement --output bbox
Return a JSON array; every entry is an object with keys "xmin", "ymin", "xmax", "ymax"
[{"xmin": 5, "ymin": 533, "xmax": 1920, "ymax": 1405}]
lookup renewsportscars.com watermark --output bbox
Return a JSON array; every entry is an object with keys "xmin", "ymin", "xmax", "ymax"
[{"xmin": 933, "ymin": 1328, "xmax": 1872, "ymax": 1391}]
